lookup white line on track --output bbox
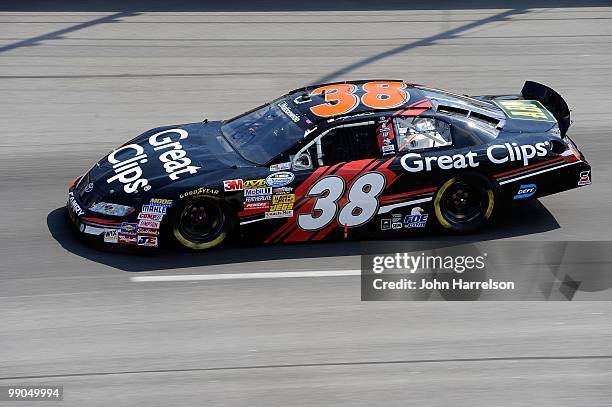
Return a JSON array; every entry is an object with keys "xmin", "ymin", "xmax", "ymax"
[{"xmin": 131, "ymin": 269, "xmax": 361, "ymax": 282}]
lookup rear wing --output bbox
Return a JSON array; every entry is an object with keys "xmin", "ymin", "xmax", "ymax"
[{"xmin": 521, "ymin": 81, "xmax": 571, "ymax": 136}]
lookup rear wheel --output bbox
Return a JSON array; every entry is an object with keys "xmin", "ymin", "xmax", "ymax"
[
  {"xmin": 172, "ymin": 198, "xmax": 235, "ymax": 250},
  {"xmin": 433, "ymin": 174, "xmax": 496, "ymax": 234}
]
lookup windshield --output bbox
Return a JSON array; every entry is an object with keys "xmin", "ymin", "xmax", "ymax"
[{"xmin": 221, "ymin": 100, "xmax": 305, "ymax": 165}]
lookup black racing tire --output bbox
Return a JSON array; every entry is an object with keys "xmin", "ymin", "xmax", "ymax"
[
  {"xmin": 171, "ymin": 197, "xmax": 236, "ymax": 251},
  {"xmin": 433, "ymin": 173, "xmax": 496, "ymax": 234}
]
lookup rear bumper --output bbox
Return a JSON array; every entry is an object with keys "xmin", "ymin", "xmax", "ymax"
[{"xmin": 499, "ymin": 155, "xmax": 591, "ymax": 201}]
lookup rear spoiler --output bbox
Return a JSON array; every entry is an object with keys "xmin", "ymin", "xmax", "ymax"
[{"xmin": 521, "ymin": 81, "xmax": 571, "ymax": 136}]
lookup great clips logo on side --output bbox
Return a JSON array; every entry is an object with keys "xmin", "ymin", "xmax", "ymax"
[{"xmin": 106, "ymin": 129, "xmax": 201, "ymax": 194}]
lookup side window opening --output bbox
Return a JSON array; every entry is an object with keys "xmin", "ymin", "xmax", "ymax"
[
  {"xmin": 393, "ymin": 117, "xmax": 452, "ymax": 152},
  {"xmin": 320, "ymin": 123, "xmax": 379, "ymax": 165}
]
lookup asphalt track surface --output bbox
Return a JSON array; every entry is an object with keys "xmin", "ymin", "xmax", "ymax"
[{"xmin": 1, "ymin": 2, "xmax": 612, "ymax": 406}]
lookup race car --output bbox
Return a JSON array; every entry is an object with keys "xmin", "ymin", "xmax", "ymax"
[{"xmin": 66, "ymin": 80, "xmax": 591, "ymax": 251}]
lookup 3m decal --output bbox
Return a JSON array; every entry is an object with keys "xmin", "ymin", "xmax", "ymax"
[
  {"xmin": 495, "ymin": 100, "xmax": 556, "ymax": 122},
  {"xmin": 223, "ymin": 178, "xmax": 243, "ymax": 192},
  {"xmin": 298, "ymin": 172, "xmax": 386, "ymax": 231}
]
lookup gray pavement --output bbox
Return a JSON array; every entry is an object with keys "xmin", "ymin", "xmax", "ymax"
[{"xmin": 1, "ymin": 4, "xmax": 611, "ymax": 406}]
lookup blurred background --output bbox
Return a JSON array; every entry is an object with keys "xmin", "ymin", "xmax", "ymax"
[{"xmin": 1, "ymin": 1, "xmax": 611, "ymax": 405}]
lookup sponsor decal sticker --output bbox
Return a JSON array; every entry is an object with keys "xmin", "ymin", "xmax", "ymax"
[
  {"xmin": 120, "ymin": 222, "xmax": 138, "ymax": 235},
  {"xmin": 266, "ymin": 172, "xmax": 295, "ymax": 187},
  {"xmin": 68, "ymin": 192, "xmax": 84, "ymax": 216},
  {"xmin": 270, "ymin": 194, "xmax": 295, "ymax": 211},
  {"xmin": 141, "ymin": 204, "xmax": 166, "ymax": 214},
  {"xmin": 245, "ymin": 195, "xmax": 271, "ymax": 203},
  {"xmin": 277, "ymin": 101, "xmax": 301, "ymax": 122},
  {"xmin": 179, "ymin": 187, "xmax": 220, "ymax": 199},
  {"xmin": 84, "ymin": 182, "xmax": 94, "ymax": 193},
  {"xmin": 403, "ymin": 207, "xmax": 428, "ymax": 228},
  {"xmin": 118, "ymin": 233, "xmax": 137, "ymax": 245},
  {"xmin": 244, "ymin": 201, "xmax": 270, "ymax": 210},
  {"xmin": 83, "ymin": 225, "xmax": 105, "ymax": 235},
  {"xmin": 244, "ymin": 179, "xmax": 266, "ymax": 189},
  {"xmin": 138, "ymin": 219, "xmax": 161, "ymax": 229},
  {"xmin": 137, "ymin": 226, "xmax": 159, "ymax": 236},
  {"xmin": 270, "ymin": 162, "xmax": 292, "ymax": 172},
  {"xmin": 149, "ymin": 198, "xmax": 173, "ymax": 207},
  {"xmin": 265, "ymin": 210, "xmax": 293, "ymax": 219},
  {"xmin": 382, "ymin": 144, "xmax": 395, "ymax": 154},
  {"xmin": 137, "ymin": 212, "xmax": 163, "ymax": 221},
  {"xmin": 391, "ymin": 214, "xmax": 403, "ymax": 230},
  {"xmin": 272, "ymin": 194, "xmax": 295, "ymax": 204},
  {"xmin": 270, "ymin": 203, "xmax": 293, "ymax": 211},
  {"xmin": 379, "ymin": 122, "xmax": 396, "ymax": 156},
  {"xmin": 137, "ymin": 235, "xmax": 158, "ymax": 247},
  {"xmin": 381, "ymin": 219, "xmax": 391, "ymax": 231},
  {"xmin": 495, "ymin": 100, "xmax": 556, "ymax": 122},
  {"xmin": 273, "ymin": 187, "xmax": 293, "ymax": 194},
  {"xmin": 104, "ymin": 229, "xmax": 119, "ymax": 244},
  {"xmin": 513, "ymin": 184, "xmax": 537, "ymax": 200},
  {"xmin": 223, "ymin": 178, "xmax": 244, "ymax": 191},
  {"xmin": 578, "ymin": 170, "xmax": 591, "ymax": 186},
  {"xmin": 245, "ymin": 187, "xmax": 272, "ymax": 197}
]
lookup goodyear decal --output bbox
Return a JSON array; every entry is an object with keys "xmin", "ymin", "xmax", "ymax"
[{"xmin": 495, "ymin": 100, "xmax": 556, "ymax": 122}]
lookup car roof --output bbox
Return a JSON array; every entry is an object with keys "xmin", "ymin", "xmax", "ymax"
[{"xmin": 282, "ymin": 80, "xmax": 504, "ymax": 127}]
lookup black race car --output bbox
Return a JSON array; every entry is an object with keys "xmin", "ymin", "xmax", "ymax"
[{"xmin": 66, "ymin": 80, "xmax": 591, "ymax": 251}]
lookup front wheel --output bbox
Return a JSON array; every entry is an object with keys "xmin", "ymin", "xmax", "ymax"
[
  {"xmin": 433, "ymin": 174, "xmax": 496, "ymax": 234},
  {"xmin": 172, "ymin": 198, "xmax": 235, "ymax": 250}
]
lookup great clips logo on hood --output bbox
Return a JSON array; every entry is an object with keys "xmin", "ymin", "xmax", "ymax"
[{"xmin": 106, "ymin": 128, "xmax": 201, "ymax": 193}]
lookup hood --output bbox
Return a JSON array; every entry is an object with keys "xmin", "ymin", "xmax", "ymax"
[{"xmin": 77, "ymin": 121, "xmax": 253, "ymax": 206}]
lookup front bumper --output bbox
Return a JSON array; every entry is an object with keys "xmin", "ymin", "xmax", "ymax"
[{"xmin": 66, "ymin": 185, "xmax": 159, "ymax": 253}]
